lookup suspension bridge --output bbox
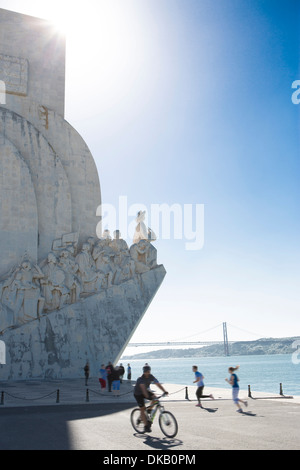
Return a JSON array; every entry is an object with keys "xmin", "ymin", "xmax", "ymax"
[{"xmin": 128, "ymin": 322, "xmax": 261, "ymax": 356}]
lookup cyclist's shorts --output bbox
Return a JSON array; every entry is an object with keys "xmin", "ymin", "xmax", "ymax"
[{"xmin": 134, "ymin": 392, "xmax": 155, "ymax": 408}]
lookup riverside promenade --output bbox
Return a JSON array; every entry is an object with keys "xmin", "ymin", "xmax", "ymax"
[{"xmin": 0, "ymin": 378, "xmax": 299, "ymax": 450}]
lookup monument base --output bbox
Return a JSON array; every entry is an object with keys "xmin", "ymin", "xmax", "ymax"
[{"xmin": 0, "ymin": 265, "xmax": 166, "ymax": 380}]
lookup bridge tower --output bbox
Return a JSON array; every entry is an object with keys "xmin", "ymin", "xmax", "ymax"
[{"xmin": 223, "ymin": 322, "xmax": 230, "ymax": 356}]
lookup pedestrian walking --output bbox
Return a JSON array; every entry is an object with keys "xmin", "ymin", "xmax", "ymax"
[
  {"xmin": 192, "ymin": 365, "xmax": 214, "ymax": 407},
  {"xmin": 84, "ymin": 361, "xmax": 90, "ymax": 386},
  {"xmin": 99, "ymin": 364, "xmax": 107, "ymax": 390},
  {"xmin": 127, "ymin": 363, "xmax": 132, "ymax": 382},
  {"xmin": 225, "ymin": 365, "xmax": 248, "ymax": 413}
]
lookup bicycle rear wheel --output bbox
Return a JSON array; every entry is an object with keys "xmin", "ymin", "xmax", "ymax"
[
  {"xmin": 130, "ymin": 408, "xmax": 145, "ymax": 434},
  {"xmin": 158, "ymin": 411, "xmax": 178, "ymax": 438}
]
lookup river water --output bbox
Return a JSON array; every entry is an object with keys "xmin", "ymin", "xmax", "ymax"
[{"xmin": 120, "ymin": 354, "xmax": 300, "ymax": 396}]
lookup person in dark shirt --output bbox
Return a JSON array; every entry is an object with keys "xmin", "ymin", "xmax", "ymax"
[
  {"xmin": 127, "ymin": 363, "xmax": 132, "ymax": 382},
  {"xmin": 133, "ymin": 365, "xmax": 168, "ymax": 432},
  {"xmin": 105, "ymin": 362, "xmax": 115, "ymax": 392},
  {"xmin": 118, "ymin": 363, "xmax": 125, "ymax": 383},
  {"xmin": 84, "ymin": 361, "xmax": 90, "ymax": 386}
]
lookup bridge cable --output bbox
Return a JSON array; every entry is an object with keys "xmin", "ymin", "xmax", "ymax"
[
  {"xmin": 170, "ymin": 323, "xmax": 223, "ymax": 342},
  {"xmin": 226, "ymin": 323, "xmax": 263, "ymax": 339}
]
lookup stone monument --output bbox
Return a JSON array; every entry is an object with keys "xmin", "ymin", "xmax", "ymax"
[{"xmin": 0, "ymin": 9, "xmax": 165, "ymax": 380}]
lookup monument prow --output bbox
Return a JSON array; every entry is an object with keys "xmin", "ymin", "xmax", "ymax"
[{"xmin": 0, "ymin": 9, "xmax": 165, "ymax": 379}]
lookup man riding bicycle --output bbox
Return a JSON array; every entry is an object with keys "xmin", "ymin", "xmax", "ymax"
[{"xmin": 133, "ymin": 365, "xmax": 168, "ymax": 433}]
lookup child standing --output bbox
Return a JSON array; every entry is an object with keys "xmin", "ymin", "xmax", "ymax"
[{"xmin": 225, "ymin": 365, "xmax": 247, "ymax": 413}]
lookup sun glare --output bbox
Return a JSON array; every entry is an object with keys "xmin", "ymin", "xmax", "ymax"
[
  {"xmin": 45, "ymin": 6, "xmax": 81, "ymax": 38},
  {"xmin": 34, "ymin": 1, "xmax": 102, "ymax": 38},
  {"xmin": 41, "ymin": 1, "xmax": 133, "ymax": 40},
  {"xmin": 29, "ymin": 0, "xmax": 159, "ymax": 121}
]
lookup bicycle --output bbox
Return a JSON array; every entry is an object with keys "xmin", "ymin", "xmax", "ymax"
[{"xmin": 130, "ymin": 392, "xmax": 178, "ymax": 438}]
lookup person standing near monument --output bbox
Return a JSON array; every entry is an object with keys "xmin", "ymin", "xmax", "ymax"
[
  {"xmin": 84, "ymin": 361, "xmax": 90, "ymax": 386},
  {"xmin": 127, "ymin": 363, "xmax": 132, "ymax": 382},
  {"xmin": 112, "ymin": 366, "xmax": 121, "ymax": 397},
  {"xmin": 192, "ymin": 365, "xmax": 214, "ymax": 407},
  {"xmin": 118, "ymin": 363, "xmax": 125, "ymax": 383},
  {"xmin": 106, "ymin": 362, "xmax": 115, "ymax": 392}
]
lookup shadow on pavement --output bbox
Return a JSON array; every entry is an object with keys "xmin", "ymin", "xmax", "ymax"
[
  {"xmin": 240, "ymin": 411, "xmax": 257, "ymax": 417},
  {"xmin": 0, "ymin": 402, "xmax": 134, "ymax": 450},
  {"xmin": 134, "ymin": 433, "xmax": 183, "ymax": 450},
  {"xmin": 199, "ymin": 406, "xmax": 219, "ymax": 413}
]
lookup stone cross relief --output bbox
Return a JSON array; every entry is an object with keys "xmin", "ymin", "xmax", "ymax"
[{"xmin": 0, "ymin": 213, "xmax": 157, "ymax": 331}]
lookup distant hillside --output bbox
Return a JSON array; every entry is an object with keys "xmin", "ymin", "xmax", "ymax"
[{"xmin": 122, "ymin": 336, "xmax": 300, "ymax": 359}]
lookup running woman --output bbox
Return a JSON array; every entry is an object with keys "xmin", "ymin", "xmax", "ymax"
[{"xmin": 225, "ymin": 365, "xmax": 248, "ymax": 413}]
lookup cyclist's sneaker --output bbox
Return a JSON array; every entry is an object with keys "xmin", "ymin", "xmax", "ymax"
[{"xmin": 144, "ymin": 423, "xmax": 152, "ymax": 433}]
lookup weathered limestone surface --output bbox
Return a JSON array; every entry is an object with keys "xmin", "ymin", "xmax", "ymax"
[
  {"xmin": 0, "ymin": 108, "xmax": 72, "ymax": 268},
  {"xmin": 0, "ymin": 9, "xmax": 65, "ymax": 115},
  {"xmin": 0, "ymin": 9, "xmax": 166, "ymax": 379},
  {"xmin": 0, "ymin": 8, "xmax": 101, "ymax": 272},
  {"xmin": 0, "ymin": 266, "xmax": 166, "ymax": 380},
  {"xmin": 0, "ymin": 138, "xmax": 38, "ymax": 275},
  {"xmin": 0, "ymin": 102, "xmax": 101, "ymax": 249}
]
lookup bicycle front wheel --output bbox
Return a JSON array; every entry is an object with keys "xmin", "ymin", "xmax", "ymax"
[
  {"xmin": 158, "ymin": 411, "xmax": 178, "ymax": 438},
  {"xmin": 130, "ymin": 408, "xmax": 145, "ymax": 434}
]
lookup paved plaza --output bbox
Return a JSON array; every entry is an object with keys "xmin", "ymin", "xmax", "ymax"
[{"xmin": 0, "ymin": 379, "xmax": 299, "ymax": 450}]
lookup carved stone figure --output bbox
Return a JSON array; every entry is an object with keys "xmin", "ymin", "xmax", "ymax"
[
  {"xmin": 41, "ymin": 252, "xmax": 69, "ymax": 311},
  {"xmin": 75, "ymin": 243, "xmax": 102, "ymax": 294},
  {"xmin": 110, "ymin": 230, "xmax": 129, "ymax": 254},
  {"xmin": 133, "ymin": 210, "xmax": 156, "ymax": 244},
  {"xmin": 130, "ymin": 240, "xmax": 158, "ymax": 273},
  {"xmin": 1, "ymin": 259, "xmax": 44, "ymax": 325},
  {"xmin": 102, "ymin": 229, "xmax": 111, "ymax": 240},
  {"xmin": 0, "ymin": 229, "xmax": 159, "ymax": 331},
  {"xmin": 58, "ymin": 250, "xmax": 81, "ymax": 303},
  {"xmin": 97, "ymin": 253, "xmax": 115, "ymax": 288},
  {"xmin": 92, "ymin": 235, "xmax": 114, "ymax": 271},
  {"xmin": 107, "ymin": 230, "xmax": 133, "ymax": 284},
  {"xmin": 113, "ymin": 250, "xmax": 136, "ymax": 284}
]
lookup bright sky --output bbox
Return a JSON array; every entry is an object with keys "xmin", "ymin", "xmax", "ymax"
[{"xmin": 0, "ymin": 0, "xmax": 299, "ymax": 348}]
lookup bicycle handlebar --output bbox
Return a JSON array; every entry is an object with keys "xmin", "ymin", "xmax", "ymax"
[{"xmin": 155, "ymin": 392, "xmax": 168, "ymax": 399}]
